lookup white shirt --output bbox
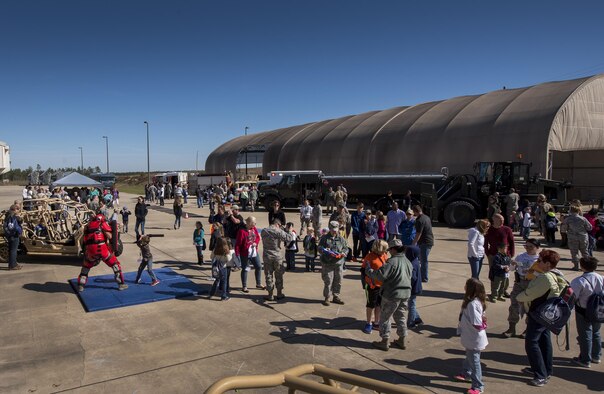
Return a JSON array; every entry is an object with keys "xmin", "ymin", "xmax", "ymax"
[
  {"xmin": 523, "ymin": 212, "xmax": 532, "ymax": 227},
  {"xmin": 22, "ymin": 188, "xmax": 29, "ymax": 199},
  {"xmin": 300, "ymin": 205, "xmax": 312, "ymax": 219},
  {"xmin": 514, "ymin": 252, "xmax": 539, "ymax": 278},
  {"xmin": 467, "ymin": 227, "xmax": 485, "ymax": 258},
  {"xmin": 458, "ymin": 298, "xmax": 488, "ymax": 351},
  {"xmin": 571, "ymin": 272, "xmax": 604, "ymax": 309}
]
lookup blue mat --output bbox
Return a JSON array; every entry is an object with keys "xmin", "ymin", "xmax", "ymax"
[{"xmin": 69, "ymin": 267, "xmax": 202, "ymax": 312}]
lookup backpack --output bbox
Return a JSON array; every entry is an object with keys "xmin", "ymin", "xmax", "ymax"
[
  {"xmin": 3, "ymin": 215, "xmax": 21, "ymax": 237},
  {"xmin": 211, "ymin": 261, "xmax": 221, "ymax": 279},
  {"xmin": 529, "ymin": 272, "xmax": 575, "ymax": 335},
  {"xmin": 584, "ymin": 278, "xmax": 604, "ymax": 323}
]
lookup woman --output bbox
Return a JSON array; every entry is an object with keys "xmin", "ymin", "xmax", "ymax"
[
  {"xmin": 467, "ymin": 219, "xmax": 489, "ymax": 279},
  {"xmin": 173, "ymin": 196, "xmax": 183, "ymax": 229},
  {"xmin": 234, "ymin": 216, "xmax": 263, "ymax": 292},
  {"xmin": 517, "ymin": 249, "xmax": 568, "ymax": 387},
  {"xmin": 360, "ymin": 240, "xmax": 389, "ymax": 334},
  {"xmin": 361, "ymin": 210, "xmax": 378, "ymax": 257}
]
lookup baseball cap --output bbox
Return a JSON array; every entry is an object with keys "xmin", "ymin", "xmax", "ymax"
[
  {"xmin": 232, "ymin": 205, "xmax": 240, "ymax": 210},
  {"xmin": 388, "ymin": 239, "xmax": 403, "ymax": 248},
  {"xmin": 329, "ymin": 221, "xmax": 339, "ymax": 230}
]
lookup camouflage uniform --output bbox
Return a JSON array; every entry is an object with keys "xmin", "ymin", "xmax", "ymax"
[
  {"xmin": 261, "ymin": 224, "xmax": 294, "ymax": 295},
  {"xmin": 561, "ymin": 213, "xmax": 592, "ymax": 268},
  {"xmin": 318, "ymin": 232, "xmax": 349, "ymax": 300}
]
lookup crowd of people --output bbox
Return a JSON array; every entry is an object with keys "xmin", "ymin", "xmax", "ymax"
[{"xmin": 4, "ymin": 184, "xmax": 603, "ymax": 393}]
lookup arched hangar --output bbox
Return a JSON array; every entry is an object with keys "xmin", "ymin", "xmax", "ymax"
[{"xmin": 206, "ymin": 74, "xmax": 604, "ymax": 201}]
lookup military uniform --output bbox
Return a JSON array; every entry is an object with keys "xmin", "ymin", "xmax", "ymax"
[
  {"xmin": 318, "ymin": 230, "xmax": 349, "ymax": 303},
  {"xmin": 561, "ymin": 213, "xmax": 592, "ymax": 269},
  {"xmin": 261, "ymin": 224, "xmax": 294, "ymax": 299}
]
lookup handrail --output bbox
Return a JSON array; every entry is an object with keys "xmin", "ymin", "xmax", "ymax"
[{"xmin": 205, "ymin": 363, "xmax": 425, "ymax": 394}]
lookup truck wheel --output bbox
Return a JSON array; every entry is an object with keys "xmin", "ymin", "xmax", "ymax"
[
  {"xmin": 0, "ymin": 241, "xmax": 7, "ymax": 263},
  {"xmin": 444, "ymin": 201, "xmax": 476, "ymax": 228}
]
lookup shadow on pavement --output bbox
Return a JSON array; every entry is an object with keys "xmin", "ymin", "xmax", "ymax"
[
  {"xmin": 23, "ymin": 281, "xmax": 74, "ymax": 294},
  {"xmin": 414, "ymin": 324, "xmax": 457, "ymax": 339},
  {"xmin": 421, "ymin": 289, "xmax": 463, "ymax": 300}
]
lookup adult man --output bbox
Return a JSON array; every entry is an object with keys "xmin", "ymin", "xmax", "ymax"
[
  {"xmin": 503, "ymin": 238, "xmax": 540, "ymax": 338},
  {"xmin": 134, "ymin": 196, "xmax": 148, "ymax": 241},
  {"xmin": 561, "ymin": 205, "xmax": 592, "ymax": 270},
  {"xmin": 350, "ymin": 203, "xmax": 366, "ymax": 260},
  {"xmin": 224, "ymin": 205, "xmax": 244, "ymax": 252},
  {"xmin": 535, "ymin": 194, "xmax": 552, "ymax": 236},
  {"xmin": 505, "ymin": 188, "xmax": 520, "ymax": 225},
  {"xmin": 412, "ymin": 205, "xmax": 434, "ymax": 283},
  {"xmin": 485, "ymin": 213, "xmax": 515, "ymax": 295},
  {"xmin": 325, "ymin": 187, "xmax": 335, "ymax": 215},
  {"xmin": 318, "ymin": 221, "xmax": 349, "ymax": 306},
  {"xmin": 312, "ymin": 199, "xmax": 323, "ymax": 231},
  {"xmin": 386, "ymin": 202, "xmax": 406, "ymax": 241},
  {"xmin": 3, "ymin": 204, "xmax": 23, "ymax": 270},
  {"xmin": 366, "ymin": 239, "xmax": 413, "ymax": 351},
  {"xmin": 487, "ymin": 192, "xmax": 501, "ymax": 221},
  {"xmin": 299, "ymin": 199, "xmax": 313, "ymax": 236},
  {"xmin": 261, "ymin": 219, "xmax": 294, "ymax": 301},
  {"xmin": 77, "ymin": 214, "xmax": 127, "ymax": 292},
  {"xmin": 334, "ymin": 186, "xmax": 346, "ymax": 208},
  {"xmin": 401, "ymin": 190, "xmax": 413, "ymax": 212},
  {"xmin": 329, "ymin": 203, "xmax": 350, "ymax": 236},
  {"xmin": 165, "ymin": 182, "xmax": 173, "ymax": 200}
]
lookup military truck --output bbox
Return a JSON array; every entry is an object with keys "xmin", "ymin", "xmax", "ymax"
[
  {"xmin": 0, "ymin": 198, "xmax": 123, "ymax": 263},
  {"xmin": 257, "ymin": 162, "xmax": 571, "ymax": 228}
]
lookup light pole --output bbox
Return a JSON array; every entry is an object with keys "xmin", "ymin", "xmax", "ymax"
[
  {"xmin": 102, "ymin": 136, "xmax": 109, "ymax": 173},
  {"xmin": 196, "ymin": 150, "xmax": 199, "ymax": 172},
  {"xmin": 78, "ymin": 147, "xmax": 83, "ymax": 171},
  {"xmin": 244, "ymin": 126, "xmax": 249, "ymax": 178},
  {"xmin": 144, "ymin": 121, "xmax": 150, "ymax": 184}
]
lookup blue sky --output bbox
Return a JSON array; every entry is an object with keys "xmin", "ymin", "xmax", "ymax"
[{"xmin": 1, "ymin": 0, "xmax": 603, "ymax": 172}]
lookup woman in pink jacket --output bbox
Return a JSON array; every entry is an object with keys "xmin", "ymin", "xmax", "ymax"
[{"xmin": 235, "ymin": 216, "xmax": 264, "ymax": 292}]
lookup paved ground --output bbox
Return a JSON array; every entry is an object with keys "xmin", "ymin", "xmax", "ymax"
[{"xmin": 0, "ymin": 185, "xmax": 602, "ymax": 394}]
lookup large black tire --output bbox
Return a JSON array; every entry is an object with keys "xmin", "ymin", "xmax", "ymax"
[
  {"xmin": 0, "ymin": 240, "xmax": 8, "ymax": 263},
  {"xmin": 444, "ymin": 201, "xmax": 476, "ymax": 228}
]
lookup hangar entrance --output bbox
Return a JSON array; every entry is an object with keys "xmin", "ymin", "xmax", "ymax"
[
  {"xmin": 235, "ymin": 144, "xmax": 268, "ymax": 180},
  {"xmin": 552, "ymin": 150, "xmax": 604, "ymax": 203}
]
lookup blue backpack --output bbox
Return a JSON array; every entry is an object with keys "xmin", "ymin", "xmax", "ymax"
[
  {"xmin": 584, "ymin": 278, "xmax": 604, "ymax": 323},
  {"xmin": 529, "ymin": 272, "xmax": 575, "ymax": 335},
  {"xmin": 3, "ymin": 215, "xmax": 22, "ymax": 237}
]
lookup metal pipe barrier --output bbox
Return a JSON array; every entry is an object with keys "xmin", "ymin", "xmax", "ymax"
[{"xmin": 205, "ymin": 363, "xmax": 425, "ymax": 394}]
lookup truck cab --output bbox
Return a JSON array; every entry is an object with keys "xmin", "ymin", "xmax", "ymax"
[{"xmin": 258, "ymin": 171, "xmax": 323, "ymax": 208}]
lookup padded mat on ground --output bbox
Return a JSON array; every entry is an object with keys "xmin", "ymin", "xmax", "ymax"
[{"xmin": 69, "ymin": 267, "xmax": 201, "ymax": 312}]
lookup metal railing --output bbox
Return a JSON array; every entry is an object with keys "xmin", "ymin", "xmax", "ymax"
[{"xmin": 205, "ymin": 363, "xmax": 425, "ymax": 394}]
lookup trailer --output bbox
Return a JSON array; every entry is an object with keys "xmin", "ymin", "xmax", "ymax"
[{"xmin": 0, "ymin": 141, "xmax": 10, "ymax": 175}]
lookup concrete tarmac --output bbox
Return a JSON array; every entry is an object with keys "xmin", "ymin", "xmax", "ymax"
[{"xmin": 0, "ymin": 186, "xmax": 602, "ymax": 393}]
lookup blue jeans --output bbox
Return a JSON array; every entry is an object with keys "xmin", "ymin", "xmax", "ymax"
[
  {"xmin": 135, "ymin": 219, "xmax": 145, "ymax": 237},
  {"xmin": 286, "ymin": 250, "xmax": 296, "ymax": 270},
  {"xmin": 525, "ymin": 314, "xmax": 553, "ymax": 380},
  {"xmin": 419, "ymin": 244, "xmax": 432, "ymax": 282},
  {"xmin": 241, "ymin": 255, "xmax": 262, "ymax": 288},
  {"xmin": 210, "ymin": 266, "xmax": 230, "ymax": 299},
  {"xmin": 197, "ymin": 195, "xmax": 204, "ymax": 208},
  {"xmin": 136, "ymin": 258, "xmax": 158, "ymax": 282},
  {"xmin": 462, "ymin": 349, "xmax": 484, "ymax": 391},
  {"xmin": 468, "ymin": 256, "xmax": 483, "ymax": 279},
  {"xmin": 7, "ymin": 236, "xmax": 19, "ymax": 269},
  {"xmin": 576, "ymin": 310, "xmax": 602, "ymax": 363},
  {"xmin": 408, "ymin": 294, "xmax": 421, "ymax": 326}
]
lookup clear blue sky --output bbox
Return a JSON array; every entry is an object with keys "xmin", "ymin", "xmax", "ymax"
[{"xmin": 1, "ymin": 0, "xmax": 603, "ymax": 172}]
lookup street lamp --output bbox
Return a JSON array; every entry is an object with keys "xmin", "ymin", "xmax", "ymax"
[
  {"xmin": 244, "ymin": 126, "xmax": 249, "ymax": 178},
  {"xmin": 78, "ymin": 147, "xmax": 83, "ymax": 171},
  {"xmin": 102, "ymin": 136, "xmax": 109, "ymax": 173},
  {"xmin": 144, "ymin": 121, "xmax": 150, "ymax": 184}
]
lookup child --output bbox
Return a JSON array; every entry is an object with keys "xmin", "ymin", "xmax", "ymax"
[
  {"xmin": 209, "ymin": 237, "xmax": 234, "ymax": 301},
  {"xmin": 209, "ymin": 222, "xmax": 223, "ymax": 252},
  {"xmin": 570, "ymin": 256, "xmax": 603, "ymax": 367},
  {"xmin": 193, "ymin": 221, "xmax": 205, "ymax": 265},
  {"xmin": 509, "ymin": 210, "xmax": 518, "ymax": 233},
  {"xmin": 120, "ymin": 206, "xmax": 131, "ymax": 233},
  {"xmin": 303, "ymin": 227, "xmax": 318, "ymax": 272},
  {"xmin": 488, "ymin": 243, "xmax": 511, "ymax": 302},
  {"xmin": 521, "ymin": 206, "xmax": 532, "ymax": 240},
  {"xmin": 454, "ymin": 278, "xmax": 488, "ymax": 394},
  {"xmin": 544, "ymin": 209, "xmax": 559, "ymax": 245},
  {"xmin": 285, "ymin": 222, "xmax": 299, "ymax": 271},
  {"xmin": 135, "ymin": 235, "xmax": 160, "ymax": 286}
]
